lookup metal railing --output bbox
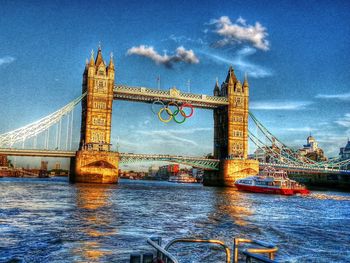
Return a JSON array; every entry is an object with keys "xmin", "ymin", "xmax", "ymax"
[
  {"xmin": 138, "ymin": 236, "xmax": 278, "ymax": 263},
  {"xmin": 243, "ymin": 251, "xmax": 278, "ymax": 263},
  {"xmin": 147, "ymin": 237, "xmax": 179, "ymax": 263},
  {"xmin": 233, "ymin": 238, "xmax": 278, "ymax": 263},
  {"xmin": 164, "ymin": 238, "xmax": 231, "ymax": 263}
]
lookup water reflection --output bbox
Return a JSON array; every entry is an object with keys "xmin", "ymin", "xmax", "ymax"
[
  {"xmin": 1, "ymin": 178, "xmax": 349, "ymax": 262},
  {"xmin": 73, "ymin": 184, "xmax": 117, "ymax": 262},
  {"xmin": 215, "ymin": 188, "xmax": 253, "ymax": 227}
]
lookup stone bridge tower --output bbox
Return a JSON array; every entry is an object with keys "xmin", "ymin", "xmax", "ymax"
[
  {"xmin": 70, "ymin": 47, "xmax": 119, "ymax": 184},
  {"xmin": 204, "ymin": 66, "xmax": 259, "ymax": 186}
]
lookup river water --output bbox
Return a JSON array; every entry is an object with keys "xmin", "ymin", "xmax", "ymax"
[{"xmin": 0, "ymin": 177, "xmax": 349, "ymax": 263}]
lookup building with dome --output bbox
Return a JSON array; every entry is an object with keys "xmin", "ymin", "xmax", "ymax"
[{"xmin": 299, "ymin": 135, "xmax": 327, "ymax": 162}]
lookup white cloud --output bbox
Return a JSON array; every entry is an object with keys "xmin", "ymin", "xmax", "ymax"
[
  {"xmin": 210, "ymin": 16, "xmax": 269, "ymax": 50},
  {"xmin": 234, "ymin": 50, "xmax": 273, "ymax": 78},
  {"xmin": 166, "ymin": 34, "xmax": 206, "ymax": 45},
  {"xmin": 237, "ymin": 46, "xmax": 257, "ymax": 56},
  {"xmin": 0, "ymin": 56, "xmax": 15, "ymax": 66},
  {"xmin": 250, "ymin": 100, "xmax": 313, "ymax": 110},
  {"xmin": 335, "ymin": 113, "xmax": 350, "ymax": 128},
  {"xmin": 199, "ymin": 47, "xmax": 272, "ymax": 78},
  {"xmin": 315, "ymin": 92, "xmax": 350, "ymax": 101},
  {"xmin": 283, "ymin": 127, "xmax": 313, "ymax": 132},
  {"xmin": 175, "ymin": 46, "xmax": 199, "ymax": 64},
  {"xmin": 127, "ymin": 45, "xmax": 199, "ymax": 68}
]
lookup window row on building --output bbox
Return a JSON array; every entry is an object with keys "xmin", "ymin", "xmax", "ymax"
[
  {"xmin": 233, "ymin": 130, "xmax": 243, "ymax": 137},
  {"xmin": 92, "ymin": 117, "xmax": 106, "ymax": 126},
  {"xmin": 93, "ymin": 101, "xmax": 107, "ymax": 109},
  {"xmin": 91, "ymin": 131, "xmax": 105, "ymax": 142}
]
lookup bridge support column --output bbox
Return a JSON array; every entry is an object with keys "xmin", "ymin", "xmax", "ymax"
[
  {"xmin": 70, "ymin": 150, "xmax": 119, "ymax": 184},
  {"xmin": 204, "ymin": 159, "xmax": 259, "ymax": 187}
]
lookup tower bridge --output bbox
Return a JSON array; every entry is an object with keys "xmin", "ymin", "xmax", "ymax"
[
  {"xmin": 1, "ymin": 46, "xmax": 349, "ymax": 185},
  {"xmin": 73, "ymin": 47, "xmax": 257, "ymax": 184}
]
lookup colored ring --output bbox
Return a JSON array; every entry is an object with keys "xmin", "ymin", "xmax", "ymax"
[
  {"xmin": 166, "ymin": 102, "xmax": 180, "ymax": 116},
  {"xmin": 173, "ymin": 109, "xmax": 186, "ymax": 124},
  {"xmin": 180, "ymin": 103, "xmax": 194, "ymax": 118},
  {"xmin": 158, "ymin": 107, "xmax": 173, "ymax": 123},
  {"xmin": 151, "ymin": 100, "xmax": 165, "ymax": 115}
]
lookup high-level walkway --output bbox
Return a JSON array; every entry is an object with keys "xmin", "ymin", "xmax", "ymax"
[{"xmin": 114, "ymin": 85, "xmax": 228, "ymax": 109}]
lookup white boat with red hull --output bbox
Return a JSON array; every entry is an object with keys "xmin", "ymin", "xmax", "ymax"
[{"xmin": 235, "ymin": 167, "xmax": 310, "ymax": 195}]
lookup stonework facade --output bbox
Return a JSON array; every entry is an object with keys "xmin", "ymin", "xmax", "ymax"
[
  {"xmin": 0, "ymin": 154, "xmax": 8, "ymax": 167},
  {"xmin": 205, "ymin": 67, "xmax": 259, "ymax": 186},
  {"xmin": 73, "ymin": 150, "xmax": 119, "ymax": 184},
  {"xmin": 80, "ymin": 47, "xmax": 114, "ymax": 151},
  {"xmin": 213, "ymin": 67, "xmax": 249, "ymax": 159},
  {"xmin": 70, "ymin": 47, "xmax": 119, "ymax": 184},
  {"xmin": 204, "ymin": 159, "xmax": 259, "ymax": 186}
]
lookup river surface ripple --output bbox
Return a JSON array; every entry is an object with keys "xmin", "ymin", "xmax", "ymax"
[{"xmin": 0, "ymin": 177, "xmax": 350, "ymax": 262}]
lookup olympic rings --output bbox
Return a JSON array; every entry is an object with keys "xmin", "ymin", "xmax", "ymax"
[
  {"xmin": 158, "ymin": 107, "xmax": 173, "ymax": 123},
  {"xmin": 151, "ymin": 100, "xmax": 195, "ymax": 124},
  {"xmin": 179, "ymin": 103, "xmax": 194, "ymax": 118},
  {"xmin": 173, "ymin": 109, "xmax": 186, "ymax": 124},
  {"xmin": 151, "ymin": 100, "xmax": 165, "ymax": 114}
]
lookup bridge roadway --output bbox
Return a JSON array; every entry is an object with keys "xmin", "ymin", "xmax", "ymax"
[
  {"xmin": 0, "ymin": 148, "xmax": 220, "ymax": 170},
  {"xmin": 1, "ymin": 148, "xmax": 349, "ymax": 174},
  {"xmin": 0, "ymin": 148, "xmax": 76, "ymax": 158},
  {"xmin": 114, "ymin": 85, "xmax": 229, "ymax": 109},
  {"xmin": 260, "ymin": 162, "xmax": 350, "ymax": 175}
]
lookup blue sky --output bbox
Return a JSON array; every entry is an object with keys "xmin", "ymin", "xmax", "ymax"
[{"xmin": 0, "ymin": 0, "xmax": 350, "ymax": 168}]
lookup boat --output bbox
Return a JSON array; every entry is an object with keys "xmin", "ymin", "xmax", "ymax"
[
  {"xmin": 168, "ymin": 173, "xmax": 198, "ymax": 183},
  {"xmin": 235, "ymin": 167, "xmax": 310, "ymax": 195}
]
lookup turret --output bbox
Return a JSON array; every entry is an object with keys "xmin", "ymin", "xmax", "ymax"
[
  {"xmin": 83, "ymin": 58, "xmax": 88, "ymax": 75},
  {"xmin": 243, "ymin": 73, "xmax": 249, "ymax": 95},
  {"xmin": 108, "ymin": 53, "xmax": 115, "ymax": 80},
  {"xmin": 108, "ymin": 53, "xmax": 115, "ymax": 70},
  {"xmin": 89, "ymin": 50, "xmax": 95, "ymax": 67},
  {"xmin": 88, "ymin": 50, "xmax": 95, "ymax": 76},
  {"xmin": 214, "ymin": 78, "xmax": 220, "ymax": 96}
]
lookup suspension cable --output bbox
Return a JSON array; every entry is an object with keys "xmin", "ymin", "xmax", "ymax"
[
  {"xmin": 0, "ymin": 92, "xmax": 86, "ymax": 147},
  {"xmin": 69, "ymin": 109, "xmax": 74, "ymax": 150},
  {"xmin": 66, "ymin": 114, "xmax": 70, "ymax": 150}
]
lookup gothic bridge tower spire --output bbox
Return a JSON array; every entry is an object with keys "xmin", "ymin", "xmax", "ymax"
[
  {"xmin": 70, "ymin": 46, "xmax": 119, "ymax": 184},
  {"xmin": 204, "ymin": 67, "xmax": 259, "ymax": 186}
]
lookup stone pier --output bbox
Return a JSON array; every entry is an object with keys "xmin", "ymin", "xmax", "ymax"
[
  {"xmin": 204, "ymin": 159, "xmax": 259, "ymax": 187},
  {"xmin": 70, "ymin": 150, "xmax": 119, "ymax": 184}
]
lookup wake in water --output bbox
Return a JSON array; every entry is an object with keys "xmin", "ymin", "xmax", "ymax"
[{"xmin": 302, "ymin": 193, "xmax": 350, "ymax": 201}]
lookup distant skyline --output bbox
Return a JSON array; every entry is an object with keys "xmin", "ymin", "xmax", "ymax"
[{"xmin": 0, "ymin": 0, "xmax": 350, "ymax": 169}]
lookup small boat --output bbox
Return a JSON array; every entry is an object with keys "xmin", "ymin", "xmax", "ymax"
[
  {"xmin": 235, "ymin": 167, "xmax": 310, "ymax": 195},
  {"xmin": 168, "ymin": 173, "xmax": 198, "ymax": 183}
]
